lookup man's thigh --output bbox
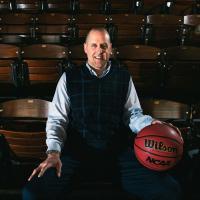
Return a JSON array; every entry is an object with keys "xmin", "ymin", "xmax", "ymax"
[
  {"xmin": 116, "ymin": 147, "xmax": 181, "ymax": 200},
  {"xmin": 22, "ymin": 154, "xmax": 81, "ymax": 200}
]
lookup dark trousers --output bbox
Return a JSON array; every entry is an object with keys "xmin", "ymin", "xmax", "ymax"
[{"xmin": 22, "ymin": 146, "xmax": 181, "ymax": 200}]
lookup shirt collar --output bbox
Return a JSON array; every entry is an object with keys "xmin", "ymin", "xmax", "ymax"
[{"xmin": 86, "ymin": 61, "xmax": 111, "ymax": 78}]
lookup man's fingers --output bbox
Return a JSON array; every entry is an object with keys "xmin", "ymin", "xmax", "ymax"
[
  {"xmin": 57, "ymin": 169, "xmax": 61, "ymax": 178},
  {"xmin": 28, "ymin": 168, "xmax": 39, "ymax": 181},
  {"xmin": 152, "ymin": 120, "xmax": 162, "ymax": 124},
  {"xmin": 28, "ymin": 163, "xmax": 49, "ymax": 181},
  {"xmin": 27, "ymin": 156, "xmax": 61, "ymax": 181},
  {"xmin": 56, "ymin": 162, "xmax": 62, "ymax": 178},
  {"xmin": 37, "ymin": 164, "xmax": 49, "ymax": 178}
]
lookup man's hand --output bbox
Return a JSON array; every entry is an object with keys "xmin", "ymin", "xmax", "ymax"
[
  {"xmin": 151, "ymin": 119, "xmax": 182, "ymax": 138},
  {"xmin": 151, "ymin": 119, "xmax": 162, "ymax": 124},
  {"xmin": 28, "ymin": 152, "xmax": 62, "ymax": 181}
]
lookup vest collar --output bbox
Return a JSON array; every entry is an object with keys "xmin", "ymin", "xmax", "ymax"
[{"xmin": 86, "ymin": 61, "xmax": 111, "ymax": 78}]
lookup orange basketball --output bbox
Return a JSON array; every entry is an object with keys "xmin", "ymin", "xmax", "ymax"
[{"xmin": 134, "ymin": 123, "xmax": 184, "ymax": 171}]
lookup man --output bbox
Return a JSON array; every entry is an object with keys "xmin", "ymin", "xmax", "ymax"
[{"xmin": 23, "ymin": 28, "xmax": 181, "ymax": 200}]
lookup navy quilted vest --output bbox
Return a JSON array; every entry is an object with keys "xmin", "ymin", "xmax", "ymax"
[{"xmin": 66, "ymin": 63, "xmax": 130, "ymax": 149}]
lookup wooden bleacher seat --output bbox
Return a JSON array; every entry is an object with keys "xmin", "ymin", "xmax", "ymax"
[
  {"xmin": 44, "ymin": 0, "xmax": 78, "ymax": 13},
  {"xmin": 105, "ymin": 0, "xmax": 134, "ymax": 14},
  {"xmin": 68, "ymin": 44, "xmax": 86, "ymax": 66},
  {"xmin": 0, "ymin": 98, "xmax": 50, "ymax": 198},
  {"xmin": 140, "ymin": 98, "xmax": 191, "ymax": 145},
  {"xmin": 145, "ymin": 14, "xmax": 183, "ymax": 47},
  {"xmin": 0, "ymin": 24, "xmax": 32, "ymax": 44},
  {"xmin": 35, "ymin": 13, "xmax": 72, "ymax": 24},
  {"xmin": 74, "ymin": 13, "xmax": 109, "ymax": 43},
  {"xmin": 163, "ymin": 46, "xmax": 200, "ymax": 102},
  {"xmin": 34, "ymin": 13, "xmax": 77, "ymax": 44},
  {"xmin": 182, "ymin": 14, "xmax": 200, "ymax": 46},
  {"xmin": 20, "ymin": 44, "xmax": 68, "ymax": 98},
  {"xmin": 184, "ymin": 14, "xmax": 200, "ymax": 25},
  {"xmin": 0, "ymin": 130, "xmax": 46, "ymax": 161},
  {"xmin": 108, "ymin": 14, "xmax": 146, "ymax": 46},
  {"xmin": 78, "ymin": 0, "xmax": 108, "ymax": 14},
  {"xmin": 0, "ymin": 44, "xmax": 20, "ymax": 98},
  {"xmin": 192, "ymin": 0, "xmax": 200, "ymax": 14},
  {"xmin": 0, "ymin": 98, "xmax": 50, "ymax": 119},
  {"xmin": 116, "ymin": 45, "xmax": 162, "ymax": 97},
  {"xmin": 134, "ymin": 0, "xmax": 198, "ymax": 15},
  {"xmin": 140, "ymin": 98, "xmax": 190, "ymax": 121},
  {"xmin": 169, "ymin": 0, "xmax": 198, "ymax": 15},
  {"xmin": 0, "ymin": 0, "xmax": 12, "ymax": 12},
  {"xmin": 133, "ymin": 0, "xmax": 171, "ymax": 15},
  {"xmin": 34, "ymin": 24, "xmax": 77, "ymax": 44},
  {"xmin": 14, "ymin": 0, "xmax": 43, "ymax": 13},
  {"xmin": 0, "ymin": 98, "xmax": 50, "ymax": 135},
  {"xmin": 193, "ymin": 103, "xmax": 200, "ymax": 119},
  {"xmin": 0, "ymin": 98, "xmax": 49, "ymax": 152},
  {"xmin": 0, "ymin": 13, "xmax": 34, "ymax": 24},
  {"xmin": 0, "ymin": 44, "xmax": 19, "ymax": 59},
  {"xmin": 0, "ymin": 13, "xmax": 34, "ymax": 44}
]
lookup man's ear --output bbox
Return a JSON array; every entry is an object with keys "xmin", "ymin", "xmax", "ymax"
[
  {"xmin": 110, "ymin": 43, "xmax": 113, "ymax": 55},
  {"xmin": 109, "ymin": 42, "xmax": 112, "ymax": 51},
  {"xmin": 83, "ymin": 43, "xmax": 87, "ymax": 54}
]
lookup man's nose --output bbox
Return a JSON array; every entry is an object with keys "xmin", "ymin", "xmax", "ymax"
[{"xmin": 96, "ymin": 47, "xmax": 104, "ymax": 53}]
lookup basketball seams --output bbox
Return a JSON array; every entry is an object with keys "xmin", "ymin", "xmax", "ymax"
[
  {"xmin": 135, "ymin": 135, "xmax": 183, "ymax": 145},
  {"xmin": 134, "ymin": 143, "xmax": 182, "ymax": 158},
  {"xmin": 136, "ymin": 155, "xmax": 170, "ymax": 171}
]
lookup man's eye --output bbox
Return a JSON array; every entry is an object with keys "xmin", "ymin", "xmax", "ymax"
[{"xmin": 101, "ymin": 44, "xmax": 108, "ymax": 49}]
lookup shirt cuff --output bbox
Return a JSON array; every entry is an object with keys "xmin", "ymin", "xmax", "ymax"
[
  {"xmin": 131, "ymin": 115, "xmax": 154, "ymax": 133},
  {"xmin": 46, "ymin": 140, "xmax": 62, "ymax": 153}
]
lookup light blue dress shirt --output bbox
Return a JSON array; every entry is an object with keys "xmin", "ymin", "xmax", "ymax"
[{"xmin": 46, "ymin": 63, "xmax": 153, "ymax": 152}]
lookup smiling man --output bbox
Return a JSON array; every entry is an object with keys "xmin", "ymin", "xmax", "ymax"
[
  {"xmin": 22, "ymin": 28, "xmax": 181, "ymax": 200},
  {"xmin": 83, "ymin": 29, "xmax": 112, "ymax": 76}
]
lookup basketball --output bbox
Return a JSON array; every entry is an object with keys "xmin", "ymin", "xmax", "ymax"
[{"xmin": 134, "ymin": 123, "xmax": 184, "ymax": 171}]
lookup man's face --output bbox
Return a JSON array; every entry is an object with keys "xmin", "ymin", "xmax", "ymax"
[{"xmin": 84, "ymin": 30, "xmax": 112, "ymax": 73}]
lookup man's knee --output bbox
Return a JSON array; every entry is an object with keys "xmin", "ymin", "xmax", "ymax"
[
  {"xmin": 122, "ymin": 176, "xmax": 182, "ymax": 200},
  {"xmin": 152, "ymin": 179, "xmax": 182, "ymax": 200},
  {"xmin": 22, "ymin": 183, "xmax": 38, "ymax": 200}
]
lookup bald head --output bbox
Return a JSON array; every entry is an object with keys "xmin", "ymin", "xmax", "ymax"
[{"xmin": 85, "ymin": 28, "xmax": 111, "ymax": 44}]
